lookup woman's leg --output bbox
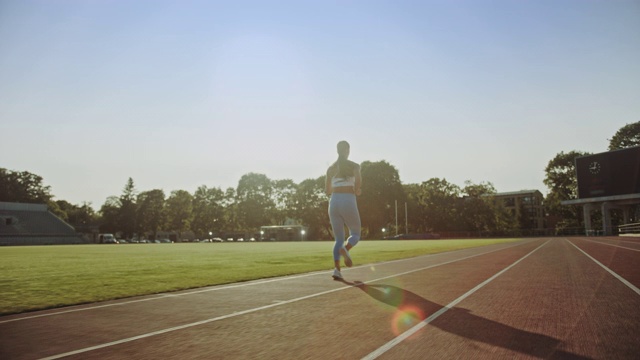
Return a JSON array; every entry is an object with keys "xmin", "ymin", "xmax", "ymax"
[
  {"xmin": 335, "ymin": 194, "xmax": 360, "ymax": 268},
  {"xmin": 343, "ymin": 195, "xmax": 361, "ymax": 249},
  {"xmin": 329, "ymin": 195, "xmax": 346, "ymax": 268}
]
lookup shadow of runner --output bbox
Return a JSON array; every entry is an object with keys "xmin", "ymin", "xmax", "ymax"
[{"xmin": 340, "ymin": 281, "xmax": 591, "ymax": 360}]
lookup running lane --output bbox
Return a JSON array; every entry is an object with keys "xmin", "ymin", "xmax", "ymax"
[
  {"xmin": 568, "ymin": 236, "xmax": 640, "ymax": 288},
  {"xmin": 370, "ymin": 238, "xmax": 640, "ymax": 359}
]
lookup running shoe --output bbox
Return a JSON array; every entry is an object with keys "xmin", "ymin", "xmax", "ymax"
[
  {"xmin": 340, "ymin": 246, "xmax": 353, "ymax": 267},
  {"xmin": 332, "ymin": 268, "xmax": 343, "ymax": 280}
]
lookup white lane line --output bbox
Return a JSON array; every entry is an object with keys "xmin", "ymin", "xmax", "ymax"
[
  {"xmin": 38, "ymin": 286, "xmax": 348, "ymax": 360},
  {"xmin": 577, "ymin": 238, "xmax": 640, "ymax": 252},
  {"xmin": 0, "ymin": 295, "xmax": 167, "ymax": 324},
  {"xmin": 361, "ymin": 240, "xmax": 550, "ymax": 360},
  {"xmin": 567, "ymin": 239, "xmax": 640, "ymax": 296},
  {"xmin": 2, "ymin": 240, "xmax": 526, "ymax": 324},
  {"xmin": 587, "ymin": 237, "xmax": 640, "ymax": 245},
  {"xmin": 0, "ymin": 273, "xmax": 321, "ymax": 324},
  {"xmin": 618, "ymin": 239, "xmax": 640, "ymax": 245},
  {"xmin": 36, "ymin": 240, "xmax": 541, "ymax": 360}
]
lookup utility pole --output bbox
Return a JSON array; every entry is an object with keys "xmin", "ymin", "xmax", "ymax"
[
  {"xmin": 405, "ymin": 202, "xmax": 408, "ymax": 234},
  {"xmin": 395, "ymin": 200, "xmax": 398, "ymax": 236}
]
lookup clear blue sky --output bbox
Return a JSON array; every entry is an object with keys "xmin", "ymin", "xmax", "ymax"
[{"xmin": 1, "ymin": 0, "xmax": 639, "ymax": 209}]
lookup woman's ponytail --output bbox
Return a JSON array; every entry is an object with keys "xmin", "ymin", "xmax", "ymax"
[{"xmin": 336, "ymin": 141, "xmax": 352, "ymax": 179}]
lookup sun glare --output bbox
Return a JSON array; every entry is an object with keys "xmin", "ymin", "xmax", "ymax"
[{"xmin": 391, "ymin": 306, "xmax": 425, "ymax": 336}]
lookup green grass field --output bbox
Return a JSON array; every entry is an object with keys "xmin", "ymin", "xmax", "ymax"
[{"xmin": 0, "ymin": 239, "xmax": 519, "ymax": 315}]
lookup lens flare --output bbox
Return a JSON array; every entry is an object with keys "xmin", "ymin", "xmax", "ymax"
[{"xmin": 391, "ymin": 306, "xmax": 425, "ymax": 336}]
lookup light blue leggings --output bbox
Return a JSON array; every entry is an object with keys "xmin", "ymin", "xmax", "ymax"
[{"xmin": 329, "ymin": 193, "xmax": 361, "ymax": 261}]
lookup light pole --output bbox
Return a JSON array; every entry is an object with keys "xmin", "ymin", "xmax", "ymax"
[
  {"xmin": 405, "ymin": 202, "xmax": 408, "ymax": 235},
  {"xmin": 382, "ymin": 228, "xmax": 386, "ymax": 239},
  {"xmin": 395, "ymin": 200, "xmax": 398, "ymax": 236},
  {"xmin": 301, "ymin": 229, "xmax": 306, "ymax": 241}
]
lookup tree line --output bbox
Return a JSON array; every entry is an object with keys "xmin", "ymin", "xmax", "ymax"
[{"xmin": 1, "ymin": 121, "xmax": 638, "ymax": 240}]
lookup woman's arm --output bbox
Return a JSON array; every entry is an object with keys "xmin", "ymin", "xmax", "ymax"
[{"xmin": 325, "ymin": 166, "xmax": 334, "ymax": 195}]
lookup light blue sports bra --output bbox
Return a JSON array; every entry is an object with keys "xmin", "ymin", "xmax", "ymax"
[{"xmin": 332, "ymin": 176, "xmax": 355, "ymax": 188}]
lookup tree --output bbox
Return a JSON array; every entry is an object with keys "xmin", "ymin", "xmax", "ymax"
[
  {"xmin": 222, "ymin": 187, "xmax": 239, "ymax": 232},
  {"xmin": 46, "ymin": 200, "xmax": 67, "ymax": 220},
  {"xmin": 165, "ymin": 190, "xmax": 193, "ymax": 238},
  {"xmin": 459, "ymin": 181, "xmax": 516, "ymax": 235},
  {"xmin": 191, "ymin": 185, "xmax": 225, "ymax": 237},
  {"xmin": 487, "ymin": 196, "xmax": 518, "ymax": 235},
  {"xmin": 359, "ymin": 161, "xmax": 405, "ymax": 237},
  {"xmin": 0, "ymin": 168, "xmax": 52, "ymax": 204},
  {"xmin": 459, "ymin": 181, "xmax": 498, "ymax": 233},
  {"xmin": 136, "ymin": 189, "xmax": 165, "ymax": 239},
  {"xmin": 543, "ymin": 150, "xmax": 591, "ymax": 233},
  {"xmin": 271, "ymin": 179, "xmax": 297, "ymax": 225},
  {"xmin": 403, "ymin": 183, "xmax": 428, "ymax": 233},
  {"xmin": 54, "ymin": 200, "xmax": 74, "ymax": 221},
  {"xmin": 236, "ymin": 173, "xmax": 274, "ymax": 230},
  {"xmin": 415, "ymin": 178, "xmax": 461, "ymax": 232},
  {"xmin": 292, "ymin": 177, "xmax": 329, "ymax": 240},
  {"xmin": 118, "ymin": 178, "xmax": 138, "ymax": 239},
  {"xmin": 55, "ymin": 200, "xmax": 97, "ymax": 227},
  {"xmin": 99, "ymin": 196, "xmax": 122, "ymax": 234},
  {"xmin": 609, "ymin": 121, "xmax": 640, "ymax": 150},
  {"xmin": 73, "ymin": 202, "xmax": 98, "ymax": 228}
]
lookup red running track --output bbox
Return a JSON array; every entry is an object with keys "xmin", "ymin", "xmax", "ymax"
[{"xmin": 1, "ymin": 237, "xmax": 638, "ymax": 359}]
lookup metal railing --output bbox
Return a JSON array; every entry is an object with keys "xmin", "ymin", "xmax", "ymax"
[{"xmin": 619, "ymin": 222, "xmax": 640, "ymax": 236}]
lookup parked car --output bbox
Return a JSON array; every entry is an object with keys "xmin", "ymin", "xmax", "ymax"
[
  {"xmin": 226, "ymin": 238, "xmax": 234, "ymax": 242},
  {"xmin": 212, "ymin": 237, "xmax": 224, "ymax": 242},
  {"xmin": 99, "ymin": 233, "xmax": 117, "ymax": 244}
]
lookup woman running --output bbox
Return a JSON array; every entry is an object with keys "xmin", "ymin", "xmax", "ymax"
[{"xmin": 326, "ymin": 140, "xmax": 362, "ymax": 280}]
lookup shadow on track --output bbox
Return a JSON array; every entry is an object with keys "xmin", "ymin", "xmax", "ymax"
[{"xmin": 338, "ymin": 280, "xmax": 591, "ymax": 360}]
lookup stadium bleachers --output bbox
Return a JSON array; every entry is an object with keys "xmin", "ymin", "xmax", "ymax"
[{"xmin": 0, "ymin": 202, "xmax": 86, "ymax": 245}]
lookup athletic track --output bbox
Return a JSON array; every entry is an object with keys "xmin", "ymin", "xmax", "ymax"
[{"xmin": 1, "ymin": 237, "xmax": 639, "ymax": 359}]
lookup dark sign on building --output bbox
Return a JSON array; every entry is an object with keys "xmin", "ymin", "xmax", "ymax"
[{"xmin": 575, "ymin": 146, "xmax": 640, "ymax": 199}]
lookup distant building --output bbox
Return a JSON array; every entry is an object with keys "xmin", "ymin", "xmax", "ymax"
[{"xmin": 493, "ymin": 190, "xmax": 545, "ymax": 230}]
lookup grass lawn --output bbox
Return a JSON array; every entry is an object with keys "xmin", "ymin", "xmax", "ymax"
[{"xmin": 0, "ymin": 239, "xmax": 519, "ymax": 315}]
